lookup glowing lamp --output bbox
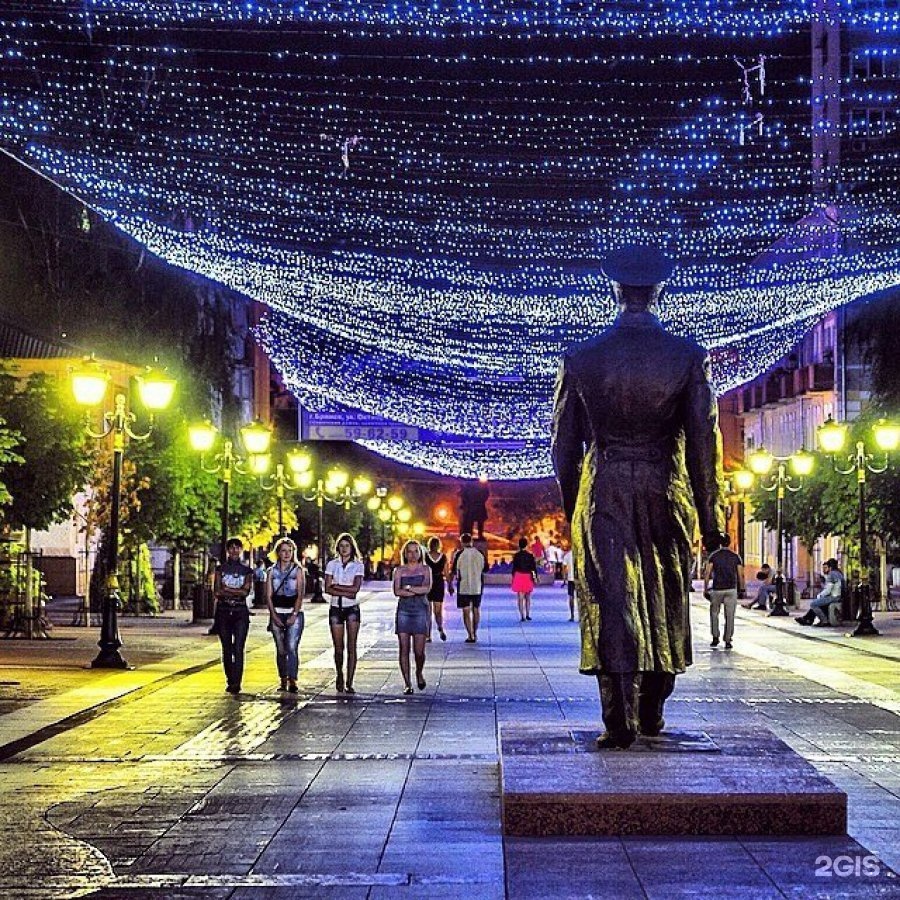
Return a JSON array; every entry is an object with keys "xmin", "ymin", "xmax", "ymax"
[
  {"xmin": 732, "ymin": 469, "xmax": 754, "ymax": 493},
  {"xmin": 327, "ymin": 468, "xmax": 349, "ymax": 492},
  {"xmin": 295, "ymin": 470, "xmax": 314, "ymax": 489},
  {"xmin": 387, "ymin": 494, "xmax": 405, "ymax": 512},
  {"xmin": 873, "ymin": 420, "xmax": 900, "ymax": 452},
  {"xmin": 287, "ymin": 448, "xmax": 312, "ymax": 474},
  {"xmin": 71, "ymin": 360, "xmax": 109, "ymax": 407},
  {"xmin": 790, "ymin": 449, "xmax": 814, "ymax": 478},
  {"xmin": 240, "ymin": 420, "xmax": 272, "ymax": 455},
  {"xmin": 397, "ymin": 507, "xmax": 412, "ymax": 523},
  {"xmin": 367, "ymin": 496, "xmax": 382, "ymax": 511},
  {"xmin": 137, "ymin": 367, "xmax": 176, "ymax": 411},
  {"xmin": 748, "ymin": 447, "xmax": 774, "ymax": 476},
  {"xmin": 817, "ymin": 417, "xmax": 848, "ymax": 455},
  {"xmin": 377, "ymin": 507, "xmax": 391, "ymax": 522},
  {"xmin": 353, "ymin": 475, "xmax": 372, "ymax": 496},
  {"xmin": 188, "ymin": 421, "xmax": 218, "ymax": 453}
]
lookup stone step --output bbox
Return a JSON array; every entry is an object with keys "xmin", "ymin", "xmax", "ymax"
[{"xmin": 500, "ymin": 724, "xmax": 847, "ymax": 836}]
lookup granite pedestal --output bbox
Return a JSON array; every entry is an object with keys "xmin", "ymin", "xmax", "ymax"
[{"xmin": 500, "ymin": 724, "xmax": 847, "ymax": 837}]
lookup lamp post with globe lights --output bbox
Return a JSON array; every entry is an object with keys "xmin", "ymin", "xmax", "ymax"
[
  {"xmin": 188, "ymin": 419, "xmax": 273, "ymax": 562},
  {"xmin": 817, "ymin": 416, "xmax": 899, "ymax": 636},
  {"xmin": 367, "ymin": 492, "xmax": 412, "ymax": 565},
  {"xmin": 72, "ymin": 357, "xmax": 176, "ymax": 668},
  {"xmin": 287, "ymin": 451, "xmax": 373, "ymax": 575},
  {"xmin": 251, "ymin": 447, "xmax": 311, "ymax": 537},
  {"xmin": 747, "ymin": 446, "xmax": 815, "ymax": 617}
]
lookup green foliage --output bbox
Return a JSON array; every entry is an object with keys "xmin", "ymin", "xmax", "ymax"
[
  {"xmin": 120, "ymin": 543, "xmax": 160, "ymax": 615},
  {"xmin": 0, "ymin": 372, "xmax": 93, "ymax": 531},
  {"xmin": 0, "ymin": 411, "xmax": 23, "ymax": 507}
]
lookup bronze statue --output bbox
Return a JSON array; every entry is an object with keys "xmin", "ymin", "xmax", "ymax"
[
  {"xmin": 459, "ymin": 480, "xmax": 490, "ymax": 540},
  {"xmin": 551, "ymin": 245, "xmax": 724, "ymax": 749}
]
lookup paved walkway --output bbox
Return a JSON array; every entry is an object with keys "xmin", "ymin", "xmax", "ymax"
[{"xmin": 0, "ymin": 586, "xmax": 898, "ymax": 898}]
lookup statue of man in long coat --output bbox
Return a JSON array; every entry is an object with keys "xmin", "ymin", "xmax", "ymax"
[{"xmin": 551, "ymin": 245, "xmax": 725, "ymax": 749}]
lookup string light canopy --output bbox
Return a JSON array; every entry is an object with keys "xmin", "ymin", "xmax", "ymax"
[{"xmin": 1, "ymin": 2, "xmax": 898, "ymax": 479}]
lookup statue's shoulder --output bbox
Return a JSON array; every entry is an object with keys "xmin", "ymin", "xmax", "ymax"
[{"xmin": 562, "ymin": 330, "xmax": 613, "ymax": 366}]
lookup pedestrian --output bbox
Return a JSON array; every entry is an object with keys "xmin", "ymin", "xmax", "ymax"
[
  {"xmin": 552, "ymin": 244, "xmax": 724, "ymax": 749},
  {"xmin": 796, "ymin": 558, "xmax": 845, "ymax": 626},
  {"xmin": 547, "ymin": 539, "xmax": 564, "ymax": 583},
  {"xmin": 425, "ymin": 536, "xmax": 448, "ymax": 642},
  {"xmin": 393, "ymin": 539, "xmax": 432, "ymax": 694},
  {"xmin": 703, "ymin": 533, "xmax": 744, "ymax": 650},
  {"xmin": 511, "ymin": 537, "xmax": 538, "ymax": 621},
  {"xmin": 253, "ymin": 557, "xmax": 268, "ymax": 608},
  {"xmin": 529, "ymin": 534, "xmax": 546, "ymax": 569},
  {"xmin": 452, "ymin": 532, "xmax": 486, "ymax": 643},
  {"xmin": 213, "ymin": 537, "xmax": 253, "ymax": 695},
  {"xmin": 324, "ymin": 533, "xmax": 365, "ymax": 693},
  {"xmin": 265, "ymin": 538, "xmax": 305, "ymax": 693},
  {"xmin": 743, "ymin": 562, "xmax": 773, "ymax": 610},
  {"xmin": 562, "ymin": 541, "xmax": 576, "ymax": 621}
]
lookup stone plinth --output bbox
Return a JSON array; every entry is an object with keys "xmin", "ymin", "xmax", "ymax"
[{"xmin": 500, "ymin": 725, "xmax": 847, "ymax": 837}]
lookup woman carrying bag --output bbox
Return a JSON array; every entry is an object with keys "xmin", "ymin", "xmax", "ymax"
[{"xmin": 266, "ymin": 538, "xmax": 305, "ymax": 694}]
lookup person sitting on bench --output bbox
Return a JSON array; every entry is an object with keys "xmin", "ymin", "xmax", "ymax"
[{"xmin": 797, "ymin": 559, "xmax": 844, "ymax": 626}]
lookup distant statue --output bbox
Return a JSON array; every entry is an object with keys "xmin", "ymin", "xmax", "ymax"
[
  {"xmin": 552, "ymin": 244, "xmax": 725, "ymax": 750},
  {"xmin": 459, "ymin": 481, "xmax": 490, "ymax": 540}
]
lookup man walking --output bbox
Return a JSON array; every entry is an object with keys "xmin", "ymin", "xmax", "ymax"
[
  {"xmin": 452, "ymin": 533, "xmax": 486, "ymax": 643},
  {"xmin": 703, "ymin": 533, "xmax": 744, "ymax": 649},
  {"xmin": 552, "ymin": 244, "xmax": 724, "ymax": 749}
]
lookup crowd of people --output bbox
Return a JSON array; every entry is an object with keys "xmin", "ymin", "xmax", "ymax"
[
  {"xmin": 211, "ymin": 528, "xmax": 846, "ymax": 699},
  {"xmin": 210, "ymin": 530, "xmax": 580, "ymax": 696}
]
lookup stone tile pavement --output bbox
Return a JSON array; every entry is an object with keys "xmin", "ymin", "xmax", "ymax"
[{"xmin": 0, "ymin": 585, "xmax": 898, "ymax": 898}]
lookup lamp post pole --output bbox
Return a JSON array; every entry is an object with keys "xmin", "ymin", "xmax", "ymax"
[
  {"xmin": 219, "ymin": 440, "xmax": 234, "ymax": 564},
  {"xmin": 773, "ymin": 461, "xmax": 788, "ymax": 617},
  {"xmin": 855, "ymin": 442, "xmax": 875, "ymax": 635},
  {"xmin": 72, "ymin": 362, "xmax": 176, "ymax": 669},
  {"xmin": 101, "ymin": 407, "xmax": 125, "ymax": 666}
]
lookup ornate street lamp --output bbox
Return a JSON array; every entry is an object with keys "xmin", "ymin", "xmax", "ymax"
[
  {"xmin": 747, "ymin": 446, "xmax": 814, "ymax": 617},
  {"xmin": 374, "ymin": 500, "xmax": 412, "ymax": 562},
  {"xmin": 290, "ymin": 451, "xmax": 373, "ymax": 585},
  {"xmin": 188, "ymin": 419, "xmax": 273, "ymax": 562},
  {"xmin": 817, "ymin": 416, "xmax": 899, "ymax": 636},
  {"xmin": 72, "ymin": 358, "xmax": 176, "ymax": 668},
  {"xmin": 254, "ymin": 447, "xmax": 311, "ymax": 537}
]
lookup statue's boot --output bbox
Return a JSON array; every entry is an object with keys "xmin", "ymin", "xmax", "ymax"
[
  {"xmin": 597, "ymin": 673, "xmax": 639, "ymax": 748},
  {"xmin": 638, "ymin": 672, "xmax": 676, "ymax": 737}
]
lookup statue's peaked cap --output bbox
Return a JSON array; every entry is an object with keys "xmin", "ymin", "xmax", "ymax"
[{"xmin": 601, "ymin": 244, "xmax": 675, "ymax": 287}]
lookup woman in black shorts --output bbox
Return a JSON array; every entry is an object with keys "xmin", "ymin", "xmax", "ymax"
[
  {"xmin": 425, "ymin": 536, "xmax": 448, "ymax": 642},
  {"xmin": 393, "ymin": 540, "xmax": 432, "ymax": 694},
  {"xmin": 324, "ymin": 533, "xmax": 364, "ymax": 694}
]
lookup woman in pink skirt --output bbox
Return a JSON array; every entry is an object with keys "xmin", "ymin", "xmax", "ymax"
[{"xmin": 510, "ymin": 537, "xmax": 538, "ymax": 621}]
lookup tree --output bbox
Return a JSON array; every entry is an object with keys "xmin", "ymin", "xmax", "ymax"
[
  {"xmin": 0, "ymin": 411, "xmax": 23, "ymax": 508},
  {"xmin": 0, "ymin": 372, "xmax": 93, "ymax": 532}
]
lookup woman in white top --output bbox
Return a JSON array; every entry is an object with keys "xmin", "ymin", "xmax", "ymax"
[{"xmin": 324, "ymin": 532, "xmax": 365, "ymax": 693}]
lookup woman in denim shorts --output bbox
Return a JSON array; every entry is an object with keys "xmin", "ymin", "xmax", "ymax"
[
  {"xmin": 324, "ymin": 533, "xmax": 365, "ymax": 694},
  {"xmin": 393, "ymin": 540, "xmax": 433, "ymax": 694}
]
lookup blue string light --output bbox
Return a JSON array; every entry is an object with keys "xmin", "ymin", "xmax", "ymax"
[{"xmin": 1, "ymin": 1, "xmax": 897, "ymax": 479}]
